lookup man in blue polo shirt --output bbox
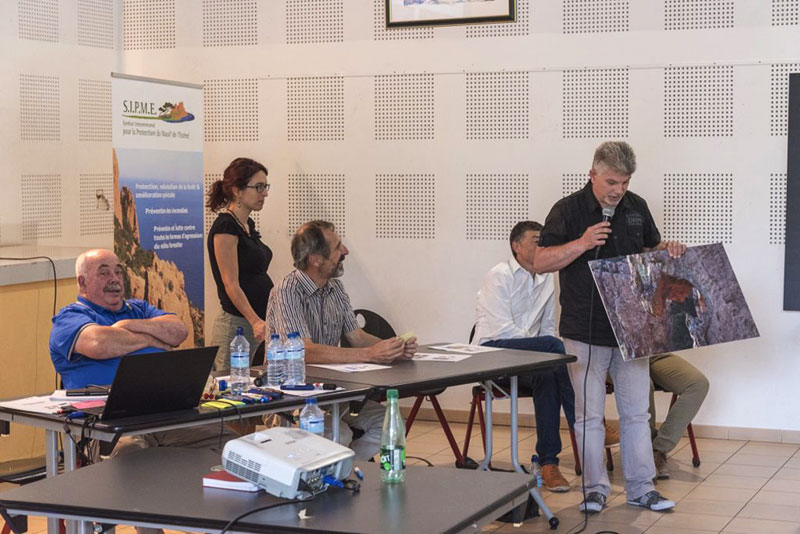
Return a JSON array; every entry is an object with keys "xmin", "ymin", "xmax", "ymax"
[{"xmin": 50, "ymin": 249, "xmax": 188, "ymax": 389}]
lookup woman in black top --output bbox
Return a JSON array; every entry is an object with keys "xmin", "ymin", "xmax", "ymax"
[{"xmin": 206, "ymin": 158, "xmax": 274, "ymax": 371}]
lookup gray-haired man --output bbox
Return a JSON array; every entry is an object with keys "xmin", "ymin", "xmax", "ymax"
[
  {"xmin": 535, "ymin": 141, "xmax": 686, "ymax": 514},
  {"xmin": 267, "ymin": 220, "xmax": 417, "ymax": 459}
]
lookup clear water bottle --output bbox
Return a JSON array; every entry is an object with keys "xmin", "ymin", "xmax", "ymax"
[
  {"xmin": 530, "ymin": 455, "xmax": 542, "ymax": 489},
  {"xmin": 285, "ymin": 332, "xmax": 306, "ymax": 385},
  {"xmin": 229, "ymin": 326, "xmax": 250, "ymax": 396},
  {"xmin": 266, "ymin": 333, "xmax": 286, "ymax": 387},
  {"xmin": 380, "ymin": 389, "xmax": 406, "ymax": 483},
  {"xmin": 299, "ymin": 398, "xmax": 325, "ymax": 436}
]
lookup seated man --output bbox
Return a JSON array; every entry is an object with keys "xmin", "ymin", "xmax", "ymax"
[
  {"xmin": 649, "ymin": 353, "xmax": 709, "ymax": 479},
  {"xmin": 472, "ymin": 221, "xmax": 575, "ymax": 492},
  {"xmin": 50, "ymin": 248, "xmax": 234, "ymax": 454},
  {"xmin": 267, "ymin": 220, "xmax": 417, "ymax": 460}
]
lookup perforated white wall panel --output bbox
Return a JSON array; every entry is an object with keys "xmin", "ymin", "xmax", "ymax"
[
  {"xmin": 286, "ymin": 0, "xmax": 343, "ymax": 44},
  {"xmin": 21, "ymin": 174, "xmax": 62, "ymax": 241},
  {"xmin": 664, "ymin": 66, "xmax": 734, "ymax": 137},
  {"xmin": 374, "ymin": 74, "xmax": 434, "ymax": 141},
  {"xmin": 562, "ymin": 174, "xmax": 587, "ymax": 197},
  {"xmin": 664, "ymin": 0, "xmax": 734, "ymax": 30},
  {"xmin": 466, "ymin": 72, "xmax": 529, "ymax": 140},
  {"xmin": 563, "ymin": 69, "xmax": 628, "ymax": 138},
  {"xmin": 664, "ymin": 173, "xmax": 733, "ymax": 244},
  {"xmin": 288, "ymin": 174, "xmax": 346, "ymax": 236},
  {"xmin": 770, "ymin": 64, "xmax": 800, "ymax": 136},
  {"xmin": 18, "ymin": 0, "xmax": 58, "ymax": 42},
  {"xmin": 80, "ymin": 173, "xmax": 113, "ymax": 236},
  {"xmin": 563, "ymin": 0, "xmax": 629, "ymax": 33},
  {"xmin": 204, "ymin": 79, "xmax": 259, "ymax": 142},
  {"xmin": 78, "ymin": 79, "xmax": 112, "ymax": 142},
  {"xmin": 203, "ymin": 0, "xmax": 257, "ymax": 47},
  {"xmin": 20, "ymin": 74, "xmax": 60, "ymax": 142},
  {"xmin": 466, "ymin": 174, "xmax": 529, "ymax": 240},
  {"xmin": 770, "ymin": 173, "xmax": 787, "ymax": 245},
  {"xmin": 123, "ymin": 0, "xmax": 175, "ymax": 49},
  {"xmin": 287, "ymin": 77, "xmax": 344, "ymax": 141},
  {"xmin": 375, "ymin": 174, "xmax": 435, "ymax": 239},
  {"xmin": 77, "ymin": 0, "xmax": 114, "ymax": 48},
  {"xmin": 466, "ymin": 0, "xmax": 529, "ymax": 38},
  {"xmin": 772, "ymin": 0, "xmax": 799, "ymax": 25}
]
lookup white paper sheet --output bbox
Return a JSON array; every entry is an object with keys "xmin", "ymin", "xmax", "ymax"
[
  {"xmin": 427, "ymin": 343, "xmax": 501, "ymax": 354},
  {"xmin": 412, "ymin": 352, "xmax": 472, "ymax": 362},
  {"xmin": 0, "ymin": 395, "xmax": 72, "ymax": 414},
  {"xmin": 307, "ymin": 363, "xmax": 391, "ymax": 373}
]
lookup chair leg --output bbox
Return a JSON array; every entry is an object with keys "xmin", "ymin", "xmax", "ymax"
[
  {"xmin": 405, "ymin": 395, "xmax": 425, "ymax": 437},
  {"xmin": 569, "ymin": 427, "xmax": 582, "ymax": 475},
  {"xmin": 669, "ymin": 393, "xmax": 701, "ymax": 467},
  {"xmin": 428, "ymin": 395, "xmax": 466, "ymax": 465},
  {"xmin": 462, "ymin": 394, "xmax": 479, "ymax": 460},
  {"xmin": 605, "ymin": 446, "xmax": 614, "ymax": 471}
]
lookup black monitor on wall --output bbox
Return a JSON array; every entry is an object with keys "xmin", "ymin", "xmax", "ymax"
[{"xmin": 784, "ymin": 73, "xmax": 800, "ymax": 310}]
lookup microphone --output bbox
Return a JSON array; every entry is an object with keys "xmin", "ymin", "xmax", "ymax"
[{"xmin": 594, "ymin": 207, "xmax": 615, "ymax": 259}]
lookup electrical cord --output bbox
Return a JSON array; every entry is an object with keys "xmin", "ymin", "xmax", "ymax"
[
  {"xmin": 406, "ymin": 455, "xmax": 433, "ymax": 467},
  {"xmin": 218, "ymin": 479, "xmax": 316, "ymax": 534},
  {"xmin": 0, "ymin": 255, "xmax": 59, "ymax": 389},
  {"xmin": 566, "ymin": 245, "xmax": 619, "ymax": 534}
]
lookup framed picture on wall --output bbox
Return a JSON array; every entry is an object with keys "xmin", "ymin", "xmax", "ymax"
[{"xmin": 386, "ymin": 0, "xmax": 515, "ymax": 28}]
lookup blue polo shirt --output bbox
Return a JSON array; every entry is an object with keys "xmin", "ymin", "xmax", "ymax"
[{"xmin": 50, "ymin": 296, "xmax": 170, "ymax": 389}]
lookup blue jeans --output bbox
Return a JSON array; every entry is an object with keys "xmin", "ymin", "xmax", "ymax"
[{"xmin": 483, "ymin": 336, "xmax": 576, "ymax": 466}]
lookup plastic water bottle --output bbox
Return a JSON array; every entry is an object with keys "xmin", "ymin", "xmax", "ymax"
[
  {"xmin": 229, "ymin": 327, "xmax": 250, "ymax": 396},
  {"xmin": 530, "ymin": 455, "xmax": 542, "ymax": 489},
  {"xmin": 299, "ymin": 398, "xmax": 325, "ymax": 436},
  {"xmin": 266, "ymin": 333, "xmax": 286, "ymax": 387},
  {"xmin": 285, "ymin": 332, "xmax": 306, "ymax": 385},
  {"xmin": 380, "ymin": 389, "xmax": 406, "ymax": 483}
]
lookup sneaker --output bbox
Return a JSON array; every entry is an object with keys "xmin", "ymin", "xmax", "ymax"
[
  {"xmin": 627, "ymin": 490, "xmax": 675, "ymax": 511},
  {"xmin": 578, "ymin": 491, "xmax": 606, "ymax": 513},
  {"xmin": 654, "ymin": 450, "xmax": 670, "ymax": 480},
  {"xmin": 541, "ymin": 464, "xmax": 570, "ymax": 493},
  {"xmin": 604, "ymin": 420, "xmax": 620, "ymax": 447}
]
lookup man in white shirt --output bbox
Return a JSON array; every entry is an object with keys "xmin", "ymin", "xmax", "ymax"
[{"xmin": 473, "ymin": 221, "xmax": 575, "ymax": 492}]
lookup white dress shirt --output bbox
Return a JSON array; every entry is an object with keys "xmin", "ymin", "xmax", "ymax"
[{"xmin": 472, "ymin": 256, "xmax": 557, "ymax": 345}]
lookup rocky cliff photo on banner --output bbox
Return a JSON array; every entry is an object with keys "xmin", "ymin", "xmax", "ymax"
[{"xmin": 588, "ymin": 243, "xmax": 759, "ymax": 360}]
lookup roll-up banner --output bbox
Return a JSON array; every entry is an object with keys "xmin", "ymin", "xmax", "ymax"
[{"xmin": 112, "ymin": 73, "xmax": 204, "ymax": 347}]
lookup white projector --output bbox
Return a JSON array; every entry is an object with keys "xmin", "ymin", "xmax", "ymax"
[{"xmin": 222, "ymin": 426, "xmax": 355, "ymax": 499}]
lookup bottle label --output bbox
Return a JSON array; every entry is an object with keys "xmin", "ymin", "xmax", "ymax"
[
  {"xmin": 300, "ymin": 417, "xmax": 324, "ymax": 435},
  {"xmin": 380, "ymin": 446, "xmax": 406, "ymax": 472},
  {"xmin": 231, "ymin": 352, "xmax": 249, "ymax": 369}
]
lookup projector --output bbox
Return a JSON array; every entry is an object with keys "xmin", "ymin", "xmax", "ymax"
[{"xmin": 222, "ymin": 426, "xmax": 355, "ymax": 499}]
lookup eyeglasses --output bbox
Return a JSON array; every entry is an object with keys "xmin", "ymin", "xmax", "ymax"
[{"xmin": 245, "ymin": 183, "xmax": 270, "ymax": 194}]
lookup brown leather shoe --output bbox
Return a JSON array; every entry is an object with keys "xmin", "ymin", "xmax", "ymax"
[
  {"xmin": 541, "ymin": 464, "xmax": 570, "ymax": 493},
  {"xmin": 604, "ymin": 420, "xmax": 620, "ymax": 447},
  {"xmin": 654, "ymin": 450, "xmax": 670, "ymax": 480}
]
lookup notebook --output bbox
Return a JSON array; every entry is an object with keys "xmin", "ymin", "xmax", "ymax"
[{"xmin": 84, "ymin": 346, "xmax": 217, "ymax": 420}]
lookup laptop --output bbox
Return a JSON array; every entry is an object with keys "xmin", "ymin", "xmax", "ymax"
[{"xmin": 84, "ymin": 346, "xmax": 218, "ymax": 420}]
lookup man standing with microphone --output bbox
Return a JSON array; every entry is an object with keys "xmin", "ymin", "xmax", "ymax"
[{"xmin": 535, "ymin": 141, "xmax": 686, "ymax": 514}]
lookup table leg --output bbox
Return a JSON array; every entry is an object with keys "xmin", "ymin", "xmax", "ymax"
[
  {"xmin": 477, "ymin": 381, "xmax": 493, "ymax": 471},
  {"xmin": 331, "ymin": 402, "xmax": 340, "ymax": 442},
  {"xmin": 510, "ymin": 376, "xmax": 523, "ymax": 473},
  {"xmin": 63, "ymin": 440, "xmax": 80, "ymax": 534},
  {"xmin": 45, "ymin": 431, "xmax": 60, "ymax": 534}
]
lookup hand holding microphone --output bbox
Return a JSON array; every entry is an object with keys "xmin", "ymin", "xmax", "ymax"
[{"xmin": 581, "ymin": 207, "xmax": 615, "ymax": 257}]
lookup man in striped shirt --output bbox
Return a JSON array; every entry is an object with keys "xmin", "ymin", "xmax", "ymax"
[{"xmin": 267, "ymin": 220, "xmax": 417, "ymax": 459}]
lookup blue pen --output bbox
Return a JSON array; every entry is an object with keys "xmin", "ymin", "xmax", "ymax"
[
  {"xmin": 353, "ymin": 466, "xmax": 364, "ymax": 480},
  {"xmin": 66, "ymin": 411, "xmax": 87, "ymax": 419},
  {"xmin": 281, "ymin": 384, "xmax": 314, "ymax": 391}
]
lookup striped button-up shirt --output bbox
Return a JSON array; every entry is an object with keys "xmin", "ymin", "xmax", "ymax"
[{"xmin": 267, "ymin": 269, "xmax": 359, "ymax": 346}]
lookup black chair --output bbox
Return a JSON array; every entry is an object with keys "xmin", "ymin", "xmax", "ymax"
[
  {"xmin": 1, "ymin": 455, "xmax": 65, "ymax": 534},
  {"xmin": 343, "ymin": 309, "xmax": 470, "ymax": 467}
]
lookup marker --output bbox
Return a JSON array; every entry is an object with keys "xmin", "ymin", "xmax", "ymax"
[
  {"xmin": 280, "ymin": 384, "xmax": 314, "ymax": 391},
  {"xmin": 66, "ymin": 411, "xmax": 87, "ymax": 419},
  {"xmin": 312, "ymin": 383, "xmax": 338, "ymax": 390},
  {"xmin": 353, "ymin": 466, "xmax": 364, "ymax": 480}
]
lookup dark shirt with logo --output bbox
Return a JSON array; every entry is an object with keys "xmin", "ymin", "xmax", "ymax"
[{"xmin": 539, "ymin": 181, "xmax": 661, "ymax": 346}]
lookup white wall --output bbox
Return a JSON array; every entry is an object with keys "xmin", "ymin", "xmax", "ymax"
[{"xmin": 3, "ymin": 0, "xmax": 799, "ymax": 432}]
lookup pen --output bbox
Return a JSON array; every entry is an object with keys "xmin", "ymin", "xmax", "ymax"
[
  {"xmin": 281, "ymin": 384, "xmax": 315, "ymax": 391},
  {"xmin": 66, "ymin": 411, "xmax": 87, "ymax": 419},
  {"xmin": 313, "ymin": 383, "xmax": 338, "ymax": 390},
  {"xmin": 353, "ymin": 466, "xmax": 364, "ymax": 480}
]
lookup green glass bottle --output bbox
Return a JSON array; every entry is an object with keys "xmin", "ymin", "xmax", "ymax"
[{"xmin": 380, "ymin": 389, "xmax": 406, "ymax": 483}]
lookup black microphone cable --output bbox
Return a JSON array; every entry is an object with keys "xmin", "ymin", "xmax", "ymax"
[{"xmin": 567, "ymin": 208, "xmax": 618, "ymax": 534}]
